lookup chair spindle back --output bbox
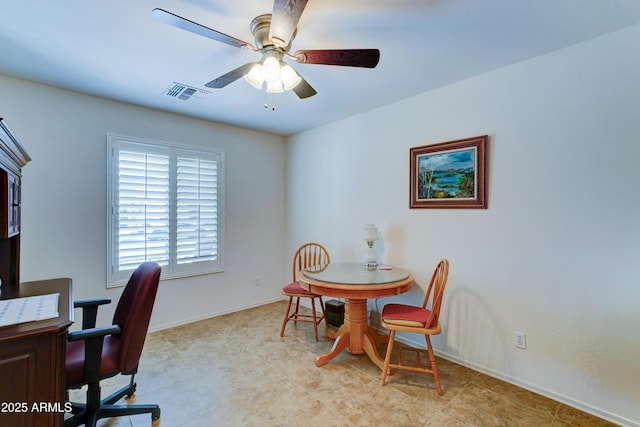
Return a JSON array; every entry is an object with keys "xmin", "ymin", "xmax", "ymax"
[{"xmin": 292, "ymin": 242, "xmax": 330, "ymax": 280}]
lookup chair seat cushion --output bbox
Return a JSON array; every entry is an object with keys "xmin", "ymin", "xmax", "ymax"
[
  {"xmin": 65, "ymin": 335, "xmax": 121, "ymax": 387},
  {"xmin": 382, "ymin": 303, "xmax": 432, "ymax": 327},
  {"xmin": 282, "ymin": 281, "xmax": 317, "ymax": 296}
]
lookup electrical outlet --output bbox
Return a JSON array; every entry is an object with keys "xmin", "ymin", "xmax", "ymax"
[
  {"xmin": 254, "ymin": 276, "xmax": 260, "ymax": 286},
  {"xmin": 514, "ymin": 331, "xmax": 527, "ymax": 349}
]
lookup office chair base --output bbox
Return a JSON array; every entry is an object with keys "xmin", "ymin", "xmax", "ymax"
[{"xmin": 65, "ymin": 380, "xmax": 160, "ymax": 427}]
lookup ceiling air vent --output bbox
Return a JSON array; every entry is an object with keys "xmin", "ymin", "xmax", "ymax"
[{"xmin": 163, "ymin": 82, "xmax": 210, "ymax": 101}]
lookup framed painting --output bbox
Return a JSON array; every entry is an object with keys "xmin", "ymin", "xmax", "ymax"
[{"xmin": 409, "ymin": 135, "xmax": 488, "ymax": 209}]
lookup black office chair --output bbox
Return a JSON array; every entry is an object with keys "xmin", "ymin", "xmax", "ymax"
[{"xmin": 64, "ymin": 262, "xmax": 161, "ymax": 427}]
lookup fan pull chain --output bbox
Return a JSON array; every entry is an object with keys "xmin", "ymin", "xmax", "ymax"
[{"xmin": 263, "ymin": 92, "xmax": 277, "ymax": 111}]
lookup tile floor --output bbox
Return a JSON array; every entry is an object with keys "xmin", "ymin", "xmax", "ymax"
[{"xmin": 70, "ymin": 301, "xmax": 619, "ymax": 427}]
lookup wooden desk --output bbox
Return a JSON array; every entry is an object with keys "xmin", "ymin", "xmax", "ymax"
[
  {"xmin": 0, "ymin": 278, "xmax": 73, "ymax": 427},
  {"xmin": 299, "ymin": 263, "xmax": 413, "ymax": 370}
]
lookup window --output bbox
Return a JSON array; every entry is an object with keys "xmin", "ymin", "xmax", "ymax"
[{"xmin": 107, "ymin": 135, "xmax": 224, "ymax": 287}]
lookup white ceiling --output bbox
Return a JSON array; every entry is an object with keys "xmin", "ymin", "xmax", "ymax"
[{"xmin": 1, "ymin": 0, "xmax": 639, "ymax": 136}]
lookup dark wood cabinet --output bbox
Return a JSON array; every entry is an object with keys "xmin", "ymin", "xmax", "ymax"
[
  {"xmin": 0, "ymin": 118, "xmax": 30, "ymax": 292},
  {"xmin": 1, "ymin": 170, "xmax": 21, "ymax": 238},
  {"xmin": 0, "ymin": 118, "xmax": 73, "ymax": 427}
]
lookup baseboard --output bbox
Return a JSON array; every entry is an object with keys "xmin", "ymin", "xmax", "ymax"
[{"xmin": 147, "ymin": 296, "xmax": 284, "ymax": 333}]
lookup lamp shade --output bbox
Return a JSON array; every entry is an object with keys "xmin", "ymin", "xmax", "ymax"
[
  {"xmin": 243, "ymin": 64, "xmax": 264, "ymax": 89},
  {"xmin": 266, "ymin": 80, "xmax": 284, "ymax": 93},
  {"xmin": 261, "ymin": 56, "xmax": 281, "ymax": 82},
  {"xmin": 281, "ymin": 64, "xmax": 302, "ymax": 90},
  {"xmin": 362, "ymin": 224, "xmax": 379, "ymax": 241}
]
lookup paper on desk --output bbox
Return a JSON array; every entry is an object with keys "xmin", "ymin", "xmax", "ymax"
[{"xmin": 0, "ymin": 293, "xmax": 60, "ymax": 327}]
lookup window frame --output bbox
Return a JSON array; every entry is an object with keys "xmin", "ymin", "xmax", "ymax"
[{"xmin": 107, "ymin": 134, "xmax": 225, "ymax": 287}]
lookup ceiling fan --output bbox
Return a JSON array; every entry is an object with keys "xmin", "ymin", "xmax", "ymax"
[{"xmin": 152, "ymin": 0, "xmax": 380, "ymax": 100}]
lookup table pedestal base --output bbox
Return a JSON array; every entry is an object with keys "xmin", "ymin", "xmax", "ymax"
[{"xmin": 315, "ymin": 298, "xmax": 386, "ymax": 370}]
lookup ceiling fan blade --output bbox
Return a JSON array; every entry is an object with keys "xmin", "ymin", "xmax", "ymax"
[
  {"xmin": 269, "ymin": 0, "xmax": 309, "ymax": 47},
  {"xmin": 294, "ymin": 49, "xmax": 380, "ymax": 68},
  {"xmin": 152, "ymin": 8, "xmax": 254, "ymax": 50},
  {"xmin": 292, "ymin": 75, "xmax": 317, "ymax": 99},
  {"xmin": 205, "ymin": 62, "xmax": 258, "ymax": 88}
]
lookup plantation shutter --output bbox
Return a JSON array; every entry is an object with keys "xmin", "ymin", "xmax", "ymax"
[
  {"xmin": 176, "ymin": 157, "xmax": 219, "ymax": 264},
  {"xmin": 116, "ymin": 149, "xmax": 170, "ymax": 271},
  {"xmin": 108, "ymin": 135, "xmax": 225, "ymax": 287}
]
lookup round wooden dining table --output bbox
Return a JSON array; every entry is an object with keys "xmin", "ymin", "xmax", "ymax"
[{"xmin": 298, "ymin": 262, "xmax": 413, "ymax": 370}]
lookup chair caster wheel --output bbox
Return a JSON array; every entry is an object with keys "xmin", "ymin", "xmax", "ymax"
[
  {"xmin": 125, "ymin": 383, "xmax": 137, "ymax": 399},
  {"xmin": 152, "ymin": 407, "xmax": 161, "ymax": 421}
]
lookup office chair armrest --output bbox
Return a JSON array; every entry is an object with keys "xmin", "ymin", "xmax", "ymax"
[
  {"xmin": 68, "ymin": 325, "xmax": 121, "ymax": 342},
  {"xmin": 74, "ymin": 298, "xmax": 112, "ymax": 330},
  {"xmin": 68, "ymin": 325, "xmax": 121, "ymax": 384},
  {"xmin": 74, "ymin": 298, "xmax": 111, "ymax": 308}
]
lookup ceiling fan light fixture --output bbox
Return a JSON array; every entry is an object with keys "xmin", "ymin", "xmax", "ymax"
[
  {"xmin": 155, "ymin": 2, "xmax": 381, "ymax": 102},
  {"xmin": 261, "ymin": 56, "xmax": 281, "ymax": 82},
  {"xmin": 244, "ymin": 64, "xmax": 264, "ymax": 89},
  {"xmin": 281, "ymin": 64, "xmax": 302, "ymax": 90}
]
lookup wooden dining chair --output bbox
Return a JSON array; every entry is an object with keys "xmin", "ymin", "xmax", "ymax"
[
  {"xmin": 380, "ymin": 258, "xmax": 449, "ymax": 394},
  {"xmin": 279, "ymin": 242, "xmax": 330, "ymax": 341}
]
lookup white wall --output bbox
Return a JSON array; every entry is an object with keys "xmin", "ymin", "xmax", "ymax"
[
  {"xmin": 2, "ymin": 21, "xmax": 638, "ymax": 427},
  {"xmin": 0, "ymin": 75, "xmax": 287, "ymax": 331},
  {"xmin": 286, "ymin": 24, "xmax": 640, "ymax": 426}
]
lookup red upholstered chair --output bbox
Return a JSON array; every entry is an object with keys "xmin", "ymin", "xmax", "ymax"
[
  {"xmin": 64, "ymin": 262, "xmax": 161, "ymax": 427},
  {"xmin": 380, "ymin": 258, "xmax": 449, "ymax": 394},
  {"xmin": 279, "ymin": 242, "xmax": 330, "ymax": 341}
]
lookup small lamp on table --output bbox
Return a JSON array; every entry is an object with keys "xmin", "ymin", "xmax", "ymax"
[{"xmin": 362, "ymin": 224, "xmax": 379, "ymax": 270}]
